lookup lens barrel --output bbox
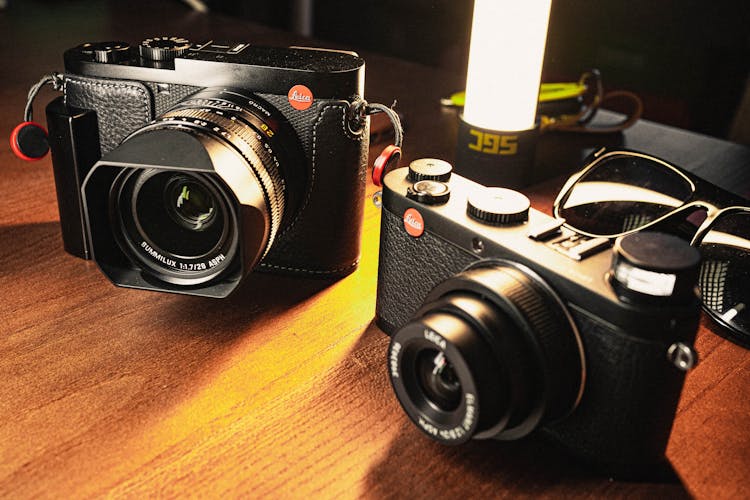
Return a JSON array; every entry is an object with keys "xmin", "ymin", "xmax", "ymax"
[
  {"xmin": 388, "ymin": 261, "xmax": 585, "ymax": 444},
  {"xmin": 111, "ymin": 169, "xmax": 238, "ymax": 285},
  {"xmin": 102, "ymin": 88, "xmax": 306, "ymax": 289}
]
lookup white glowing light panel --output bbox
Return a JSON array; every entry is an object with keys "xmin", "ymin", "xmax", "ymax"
[{"xmin": 463, "ymin": 0, "xmax": 552, "ymax": 131}]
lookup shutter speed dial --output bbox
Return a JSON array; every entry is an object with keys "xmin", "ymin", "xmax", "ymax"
[
  {"xmin": 79, "ymin": 41, "xmax": 131, "ymax": 63},
  {"xmin": 139, "ymin": 37, "xmax": 192, "ymax": 61}
]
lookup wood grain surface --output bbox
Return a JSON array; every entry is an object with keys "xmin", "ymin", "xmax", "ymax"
[{"xmin": 1, "ymin": 2, "xmax": 749, "ymax": 498}]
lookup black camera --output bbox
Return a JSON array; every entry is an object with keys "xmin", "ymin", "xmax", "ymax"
[
  {"xmin": 376, "ymin": 160, "xmax": 702, "ymax": 470},
  {"xmin": 45, "ymin": 37, "xmax": 369, "ymax": 297}
]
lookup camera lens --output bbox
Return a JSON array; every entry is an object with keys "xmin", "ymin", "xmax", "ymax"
[
  {"xmin": 96, "ymin": 88, "xmax": 307, "ymax": 292},
  {"xmin": 416, "ymin": 349, "xmax": 462, "ymax": 411},
  {"xmin": 112, "ymin": 169, "xmax": 237, "ymax": 285},
  {"xmin": 388, "ymin": 261, "xmax": 585, "ymax": 444}
]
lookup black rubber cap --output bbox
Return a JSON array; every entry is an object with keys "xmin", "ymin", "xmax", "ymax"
[
  {"xmin": 611, "ymin": 232, "xmax": 701, "ymax": 303},
  {"xmin": 10, "ymin": 122, "xmax": 49, "ymax": 161}
]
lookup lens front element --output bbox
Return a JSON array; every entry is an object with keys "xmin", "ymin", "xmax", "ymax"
[
  {"xmin": 417, "ymin": 349, "xmax": 462, "ymax": 412},
  {"xmin": 113, "ymin": 169, "xmax": 237, "ymax": 285},
  {"xmin": 166, "ymin": 176, "xmax": 217, "ymax": 231}
]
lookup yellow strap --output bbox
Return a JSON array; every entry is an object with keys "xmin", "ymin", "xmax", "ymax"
[{"xmin": 447, "ymin": 82, "xmax": 586, "ymax": 107}]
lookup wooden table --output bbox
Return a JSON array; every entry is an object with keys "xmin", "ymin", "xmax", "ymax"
[{"xmin": 1, "ymin": 2, "xmax": 749, "ymax": 498}]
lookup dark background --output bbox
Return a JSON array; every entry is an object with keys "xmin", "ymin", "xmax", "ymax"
[
  {"xmin": 209, "ymin": 0, "xmax": 750, "ymax": 143},
  {"xmin": 3, "ymin": 0, "xmax": 749, "ymax": 142}
]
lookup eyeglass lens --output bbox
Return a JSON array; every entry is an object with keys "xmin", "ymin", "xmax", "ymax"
[
  {"xmin": 558, "ymin": 154, "xmax": 694, "ymax": 236},
  {"xmin": 697, "ymin": 211, "xmax": 750, "ymax": 346}
]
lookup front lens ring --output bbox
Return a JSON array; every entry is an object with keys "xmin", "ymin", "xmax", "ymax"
[
  {"xmin": 389, "ymin": 314, "xmax": 485, "ymax": 445},
  {"xmin": 112, "ymin": 168, "xmax": 239, "ymax": 285}
]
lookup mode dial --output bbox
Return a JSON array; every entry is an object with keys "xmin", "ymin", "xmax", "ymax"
[
  {"xmin": 79, "ymin": 41, "xmax": 131, "ymax": 63},
  {"xmin": 467, "ymin": 188, "xmax": 530, "ymax": 225},
  {"xmin": 139, "ymin": 37, "xmax": 192, "ymax": 61}
]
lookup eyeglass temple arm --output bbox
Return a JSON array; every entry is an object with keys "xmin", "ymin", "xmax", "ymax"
[{"xmin": 553, "ymin": 171, "xmax": 585, "ymax": 215}]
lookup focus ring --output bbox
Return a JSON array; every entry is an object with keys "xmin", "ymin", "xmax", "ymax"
[
  {"xmin": 465, "ymin": 265, "xmax": 583, "ymax": 423},
  {"xmin": 426, "ymin": 262, "xmax": 585, "ymax": 434}
]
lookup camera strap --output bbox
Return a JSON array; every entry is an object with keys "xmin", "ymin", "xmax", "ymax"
[{"xmin": 367, "ymin": 101, "xmax": 404, "ymax": 187}]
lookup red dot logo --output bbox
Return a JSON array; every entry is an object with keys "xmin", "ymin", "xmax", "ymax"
[
  {"xmin": 403, "ymin": 208, "xmax": 425, "ymax": 237},
  {"xmin": 288, "ymin": 84, "xmax": 314, "ymax": 110}
]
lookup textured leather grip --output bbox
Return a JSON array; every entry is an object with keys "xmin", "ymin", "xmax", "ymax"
[{"xmin": 64, "ymin": 74, "xmax": 153, "ymax": 153}]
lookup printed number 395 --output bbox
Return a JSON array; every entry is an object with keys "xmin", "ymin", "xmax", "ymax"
[{"xmin": 468, "ymin": 130, "xmax": 518, "ymax": 155}]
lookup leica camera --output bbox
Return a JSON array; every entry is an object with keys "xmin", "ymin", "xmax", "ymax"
[
  {"xmin": 376, "ymin": 159, "xmax": 702, "ymax": 469},
  {"xmin": 45, "ymin": 37, "xmax": 370, "ymax": 297}
]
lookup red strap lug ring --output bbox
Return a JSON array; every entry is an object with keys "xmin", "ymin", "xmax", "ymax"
[{"xmin": 372, "ymin": 144, "xmax": 401, "ymax": 187}]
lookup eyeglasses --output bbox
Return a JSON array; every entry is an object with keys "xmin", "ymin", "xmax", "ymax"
[{"xmin": 554, "ymin": 148, "xmax": 750, "ymax": 348}]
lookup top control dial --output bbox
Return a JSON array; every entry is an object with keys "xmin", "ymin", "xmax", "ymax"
[
  {"xmin": 467, "ymin": 188, "xmax": 530, "ymax": 225},
  {"xmin": 79, "ymin": 41, "xmax": 131, "ymax": 63},
  {"xmin": 139, "ymin": 36, "xmax": 192, "ymax": 61}
]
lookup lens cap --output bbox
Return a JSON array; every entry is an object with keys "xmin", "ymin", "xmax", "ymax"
[{"xmin": 611, "ymin": 232, "xmax": 701, "ymax": 304}]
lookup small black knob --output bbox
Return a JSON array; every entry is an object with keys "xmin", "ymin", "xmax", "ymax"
[
  {"xmin": 10, "ymin": 121, "xmax": 48, "ymax": 161},
  {"xmin": 139, "ymin": 36, "xmax": 192, "ymax": 61},
  {"xmin": 79, "ymin": 41, "xmax": 131, "ymax": 63},
  {"xmin": 467, "ymin": 188, "xmax": 530, "ymax": 225},
  {"xmin": 408, "ymin": 158, "xmax": 453, "ymax": 182},
  {"xmin": 611, "ymin": 232, "xmax": 701, "ymax": 304},
  {"xmin": 406, "ymin": 180, "xmax": 451, "ymax": 205}
]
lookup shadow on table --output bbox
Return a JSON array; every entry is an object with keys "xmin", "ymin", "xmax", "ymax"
[
  {"xmin": 364, "ymin": 421, "xmax": 690, "ymax": 498},
  {"xmin": 0, "ymin": 221, "xmax": 334, "ymax": 333},
  {"xmin": 348, "ymin": 316, "xmax": 690, "ymax": 498},
  {"xmin": 0, "ymin": 220, "xmax": 337, "ymax": 410}
]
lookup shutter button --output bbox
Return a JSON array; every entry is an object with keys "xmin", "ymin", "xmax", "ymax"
[{"xmin": 406, "ymin": 180, "xmax": 451, "ymax": 205}]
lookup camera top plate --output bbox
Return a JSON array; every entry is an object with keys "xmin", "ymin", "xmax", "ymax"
[
  {"xmin": 63, "ymin": 39, "xmax": 365, "ymax": 99},
  {"xmin": 381, "ymin": 167, "xmax": 701, "ymax": 341}
]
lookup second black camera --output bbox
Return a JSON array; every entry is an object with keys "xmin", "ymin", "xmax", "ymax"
[{"xmin": 376, "ymin": 159, "xmax": 702, "ymax": 471}]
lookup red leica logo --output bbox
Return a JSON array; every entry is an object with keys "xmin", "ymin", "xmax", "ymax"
[
  {"xmin": 403, "ymin": 208, "xmax": 425, "ymax": 237},
  {"xmin": 288, "ymin": 85, "xmax": 313, "ymax": 110}
]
